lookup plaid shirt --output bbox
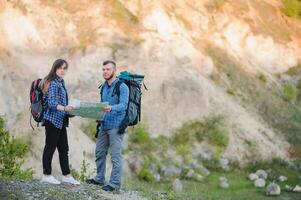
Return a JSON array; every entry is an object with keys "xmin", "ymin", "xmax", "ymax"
[
  {"xmin": 43, "ymin": 77, "xmax": 68, "ymax": 129},
  {"xmin": 100, "ymin": 78, "xmax": 129, "ymax": 131}
]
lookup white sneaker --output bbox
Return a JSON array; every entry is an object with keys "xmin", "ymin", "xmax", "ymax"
[
  {"xmin": 62, "ymin": 175, "xmax": 80, "ymax": 185},
  {"xmin": 41, "ymin": 175, "xmax": 61, "ymax": 185}
]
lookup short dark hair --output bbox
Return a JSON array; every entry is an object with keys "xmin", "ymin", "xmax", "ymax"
[{"xmin": 103, "ymin": 60, "xmax": 116, "ymax": 67}]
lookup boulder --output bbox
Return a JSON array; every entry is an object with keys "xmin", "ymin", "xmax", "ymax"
[
  {"xmin": 255, "ymin": 169, "xmax": 268, "ymax": 179},
  {"xmin": 172, "ymin": 179, "xmax": 183, "ymax": 193},
  {"xmin": 219, "ymin": 158, "xmax": 230, "ymax": 171},
  {"xmin": 254, "ymin": 178, "xmax": 266, "ymax": 188},
  {"xmin": 163, "ymin": 166, "xmax": 182, "ymax": 177},
  {"xmin": 278, "ymin": 175, "xmax": 287, "ymax": 182},
  {"xmin": 293, "ymin": 185, "xmax": 301, "ymax": 192},
  {"xmin": 248, "ymin": 173, "xmax": 259, "ymax": 181},
  {"xmin": 266, "ymin": 183, "xmax": 281, "ymax": 196}
]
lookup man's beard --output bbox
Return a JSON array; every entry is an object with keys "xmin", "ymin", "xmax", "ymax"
[{"xmin": 105, "ymin": 73, "xmax": 114, "ymax": 81}]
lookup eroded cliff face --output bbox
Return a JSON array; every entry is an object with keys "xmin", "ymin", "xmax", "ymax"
[{"xmin": 0, "ymin": 0, "xmax": 300, "ymax": 176}]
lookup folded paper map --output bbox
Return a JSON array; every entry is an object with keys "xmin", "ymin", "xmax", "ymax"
[{"xmin": 69, "ymin": 99, "xmax": 108, "ymax": 119}]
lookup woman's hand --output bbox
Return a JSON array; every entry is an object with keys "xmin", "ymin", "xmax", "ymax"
[{"xmin": 64, "ymin": 105, "xmax": 74, "ymax": 112}]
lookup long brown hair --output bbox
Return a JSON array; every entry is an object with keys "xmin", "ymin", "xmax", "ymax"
[{"xmin": 42, "ymin": 59, "xmax": 68, "ymax": 93}]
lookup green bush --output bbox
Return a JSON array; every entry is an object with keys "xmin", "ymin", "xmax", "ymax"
[
  {"xmin": 0, "ymin": 116, "xmax": 33, "ymax": 179},
  {"xmin": 172, "ymin": 115, "xmax": 229, "ymax": 160},
  {"xmin": 201, "ymin": 115, "xmax": 229, "ymax": 148},
  {"xmin": 175, "ymin": 115, "xmax": 229, "ymax": 148},
  {"xmin": 256, "ymin": 73, "xmax": 267, "ymax": 83},
  {"xmin": 128, "ymin": 124, "xmax": 155, "ymax": 152},
  {"xmin": 282, "ymin": 83, "xmax": 298, "ymax": 103},
  {"xmin": 283, "ymin": 0, "xmax": 301, "ymax": 19},
  {"xmin": 286, "ymin": 63, "xmax": 301, "ymax": 76},
  {"xmin": 137, "ymin": 167, "xmax": 155, "ymax": 182},
  {"xmin": 70, "ymin": 151, "xmax": 90, "ymax": 181}
]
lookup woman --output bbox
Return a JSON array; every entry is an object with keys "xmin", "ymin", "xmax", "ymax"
[{"xmin": 41, "ymin": 59, "xmax": 80, "ymax": 185}]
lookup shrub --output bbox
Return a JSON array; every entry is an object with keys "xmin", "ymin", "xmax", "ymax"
[
  {"xmin": 70, "ymin": 151, "xmax": 90, "ymax": 181},
  {"xmin": 128, "ymin": 124, "xmax": 155, "ymax": 152},
  {"xmin": 173, "ymin": 115, "xmax": 229, "ymax": 160},
  {"xmin": 283, "ymin": 0, "xmax": 301, "ymax": 19},
  {"xmin": 0, "ymin": 116, "xmax": 33, "ymax": 179},
  {"xmin": 282, "ymin": 83, "xmax": 298, "ymax": 103}
]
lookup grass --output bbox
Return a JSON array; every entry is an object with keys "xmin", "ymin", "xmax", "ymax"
[
  {"xmin": 282, "ymin": 83, "xmax": 298, "ymax": 103},
  {"xmin": 283, "ymin": 0, "xmax": 301, "ymax": 20},
  {"xmin": 286, "ymin": 63, "xmax": 301, "ymax": 76},
  {"xmin": 124, "ymin": 162, "xmax": 301, "ymax": 200},
  {"xmin": 107, "ymin": 0, "xmax": 142, "ymax": 36}
]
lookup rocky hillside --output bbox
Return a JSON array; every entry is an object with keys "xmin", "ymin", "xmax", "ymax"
[{"xmin": 0, "ymin": 0, "xmax": 301, "ymax": 177}]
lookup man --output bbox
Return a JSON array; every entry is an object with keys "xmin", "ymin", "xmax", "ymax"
[{"xmin": 86, "ymin": 60, "xmax": 129, "ymax": 192}]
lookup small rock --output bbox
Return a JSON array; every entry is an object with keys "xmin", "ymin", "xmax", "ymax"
[
  {"xmin": 219, "ymin": 158, "xmax": 230, "ymax": 171},
  {"xmin": 219, "ymin": 177, "xmax": 229, "ymax": 189},
  {"xmin": 219, "ymin": 177, "xmax": 227, "ymax": 182},
  {"xmin": 172, "ymin": 179, "xmax": 183, "ymax": 193},
  {"xmin": 199, "ymin": 165, "xmax": 211, "ymax": 176},
  {"xmin": 194, "ymin": 173, "xmax": 203, "ymax": 182},
  {"xmin": 278, "ymin": 175, "xmax": 287, "ymax": 182},
  {"xmin": 154, "ymin": 173, "xmax": 161, "ymax": 182},
  {"xmin": 266, "ymin": 182, "xmax": 281, "ymax": 196},
  {"xmin": 254, "ymin": 178, "xmax": 266, "ymax": 188},
  {"xmin": 293, "ymin": 185, "xmax": 301, "ymax": 192},
  {"xmin": 220, "ymin": 181, "xmax": 229, "ymax": 189},
  {"xmin": 186, "ymin": 169, "xmax": 194, "ymax": 179},
  {"xmin": 164, "ymin": 166, "xmax": 182, "ymax": 177},
  {"xmin": 285, "ymin": 185, "xmax": 293, "ymax": 192},
  {"xmin": 248, "ymin": 173, "xmax": 259, "ymax": 181},
  {"xmin": 256, "ymin": 169, "xmax": 268, "ymax": 179}
]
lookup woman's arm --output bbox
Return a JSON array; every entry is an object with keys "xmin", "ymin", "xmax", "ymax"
[{"xmin": 47, "ymin": 82, "xmax": 65, "ymax": 111}]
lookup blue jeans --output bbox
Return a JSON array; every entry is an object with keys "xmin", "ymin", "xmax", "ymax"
[{"xmin": 94, "ymin": 128, "xmax": 124, "ymax": 188}]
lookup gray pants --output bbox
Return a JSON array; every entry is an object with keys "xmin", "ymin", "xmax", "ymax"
[{"xmin": 94, "ymin": 128, "xmax": 124, "ymax": 188}]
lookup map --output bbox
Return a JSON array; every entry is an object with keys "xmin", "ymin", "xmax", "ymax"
[{"xmin": 69, "ymin": 99, "xmax": 108, "ymax": 119}]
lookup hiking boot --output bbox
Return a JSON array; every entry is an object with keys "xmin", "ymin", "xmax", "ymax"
[
  {"xmin": 102, "ymin": 185, "xmax": 115, "ymax": 192},
  {"xmin": 85, "ymin": 178, "xmax": 104, "ymax": 186}
]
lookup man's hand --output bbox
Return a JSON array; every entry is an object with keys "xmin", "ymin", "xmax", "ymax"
[{"xmin": 103, "ymin": 105, "xmax": 112, "ymax": 113}]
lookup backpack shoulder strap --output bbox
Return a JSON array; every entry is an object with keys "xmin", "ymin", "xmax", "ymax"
[
  {"xmin": 113, "ymin": 80, "xmax": 123, "ymax": 98},
  {"xmin": 98, "ymin": 83, "xmax": 104, "ymax": 101}
]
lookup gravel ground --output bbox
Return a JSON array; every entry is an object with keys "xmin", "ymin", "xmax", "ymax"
[{"xmin": 0, "ymin": 180, "xmax": 146, "ymax": 200}]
